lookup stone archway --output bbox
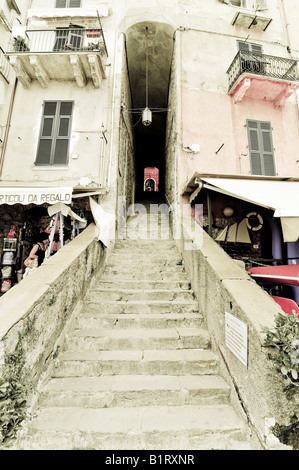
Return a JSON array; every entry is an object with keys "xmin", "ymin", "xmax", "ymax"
[{"xmin": 124, "ymin": 21, "xmax": 175, "ymax": 201}]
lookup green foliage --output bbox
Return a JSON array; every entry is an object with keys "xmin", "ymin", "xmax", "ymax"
[
  {"xmin": 262, "ymin": 311, "xmax": 299, "ymax": 398},
  {"xmin": 272, "ymin": 415, "xmax": 299, "ymax": 450},
  {"xmin": 0, "ymin": 378, "xmax": 28, "ymax": 447},
  {"xmin": 0, "ymin": 346, "xmax": 30, "ymax": 447},
  {"xmin": 13, "ymin": 36, "xmax": 29, "ymax": 52}
]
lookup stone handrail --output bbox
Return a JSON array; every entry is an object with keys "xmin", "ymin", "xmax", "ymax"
[{"xmin": 0, "ymin": 223, "xmax": 108, "ymax": 403}]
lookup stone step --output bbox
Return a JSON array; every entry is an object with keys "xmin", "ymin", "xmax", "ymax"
[
  {"xmin": 112, "ymin": 245, "xmax": 178, "ymax": 253},
  {"xmin": 63, "ymin": 327, "xmax": 210, "ymax": 351},
  {"xmin": 124, "ymin": 233, "xmax": 172, "ymax": 241},
  {"xmin": 85, "ymin": 289, "xmax": 196, "ymax": 302},
  {"xmin": 39, "ymin": 375, "xmax": 231, "ymax": 408},
  {"xmin": 106, "ymin": 259, "xmax": 184, "ymax": 269},
  {"xmin": 83, "ymin": 300, "xmax": 200, "ymax": 315},
  {"xmin": 108, "ymin": 253, "xmax": 182, "ymax": 263},
  {"xmin": 100, "ymin": 271, "xmax": 189, "ymax": 281},
  {"xmin": 16, "ymin": 405, "xmax": 251, "ymax": 450},
  {"xmin": 95, "ymin": 280, "xmax": 192, "ymax": 290},
  {"xmin": 71, "ymin": 312, "xmax": 203, "ymax": 330},
  {"xmin": 53, "ymin": 349, "xmax": 219, "ymax": 377},
  {"xmin": 115, "ymin": 240, "xmax": 177, "ymax": 249}
]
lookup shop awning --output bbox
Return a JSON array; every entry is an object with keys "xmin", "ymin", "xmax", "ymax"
[
  {"xmin": 48, "ymin": 202, "xmax": 86, "ymax": 227},
  {"xmin": 182, "ymin": 174, "xmax": 299, "ymax": 242},
  {"xmin": 0, "ymin": 187, "xmax": 72, "ymax": 206}
]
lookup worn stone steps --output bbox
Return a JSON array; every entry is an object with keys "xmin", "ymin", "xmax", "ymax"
[
  {"xmin": 16, "ymin": 405, "xmax": 251, "ymax": 450},
  {"xmin": 52, "ymin": 349, "xmax": 220, "ymax": 377},
  {"xmin": 83, "ymin": 300, "xmax": 200, "ymax": 315},
  {"xmin": 101, "ymin": 270, "xmax": 189, "ymax": 281},
  {"xmin": 14, "ymin": 211, "xmax": 254, "ymax": 450},
  {"xmin": 38, "ymin": 375, "xmax": 231, "ymax": 408},
  {"xmin": 71, "ymin": 312, "xmax": 203, "ymax": 329},
  {"xmin": 96, "ymin": 279, "xmax": 192, "ymax": 290},
  {"xmin": 63, "ymin": 327, "xmax": 210, "ymax": 351},
  {"xmin": 86, "ymin": 289, "xmax": 195, "ymax": 302}
]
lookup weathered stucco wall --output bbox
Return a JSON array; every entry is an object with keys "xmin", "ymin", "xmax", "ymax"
[
  {"xmin": 176, "ymin": 217, "xmax": 298, "ymax": 448},
  {"xmin": 117, "ymin": 34, "xmax": 136, "ymax": 211},
  {"xmin": 0, "ymin": 223, "xmax": 108, "ymax": 406}
]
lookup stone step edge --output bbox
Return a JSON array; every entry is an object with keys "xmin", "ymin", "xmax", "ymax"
[
  {"xmin": 17, "ymin": 404, "xmax": 249, "ymax": 436},
  {"xmin": 41, "ymin": 374, "xmax": 230, "ymax": 393}
]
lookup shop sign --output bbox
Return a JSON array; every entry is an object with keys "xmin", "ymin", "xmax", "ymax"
[
  {"xmin": 0, "ymin": 187, "xmax": 73, "ymax": 206},
  {"xmin": 225, "ymin": 311, "xmax": 248, "ymax": 367}
]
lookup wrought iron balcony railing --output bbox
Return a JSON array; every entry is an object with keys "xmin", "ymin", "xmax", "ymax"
[
  {"xmin": 227, "ymin": 50, "xmax": 299, "ymax": 91},
  {"xmin": 8, "ymin": 27, "xmax": 108, "ymax": 56},
  {"xmin": 0, "ymin": 47, "xmax": 11, "ymax": 83}
]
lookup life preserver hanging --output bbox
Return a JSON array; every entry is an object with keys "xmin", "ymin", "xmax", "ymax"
[
  {"xmin": 195, "ymin": 208, "xmax": 214, "ymax": 227},
  {"xmin": 246, "ymin": 212, "xmax": 263, "ymax": 231}
]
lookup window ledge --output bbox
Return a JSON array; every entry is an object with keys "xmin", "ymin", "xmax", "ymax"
[
  {"xmin": 32, "ymin": 165, "xmax": 69, "ymax": 170},
  {"xmin": 27, "ymin": 8, "xmax": 110, "ymax": 19}
]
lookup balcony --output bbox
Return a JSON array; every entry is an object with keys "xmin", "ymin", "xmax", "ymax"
[
  {"xmin": 6, "ymin": 27, "xmax": 108, "ymax": 89},
  {"xmin": 227, "ymin": 50, "xmax": 299, "ymax": 108}
]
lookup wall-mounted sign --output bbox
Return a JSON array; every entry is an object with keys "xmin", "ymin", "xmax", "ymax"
[
  {"xmin": 0, "ymin": 187, "xmax": 73, "ymax": 206},
  {"xmin": 225, "ymin": 311, "xmax": 248, "ymax": 367}
]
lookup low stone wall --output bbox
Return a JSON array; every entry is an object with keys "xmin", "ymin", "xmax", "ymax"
[
  {"xmin": 176, "ymin": 218, "xmax": 297, "ymax": 449},
  {"xmin": 0, "ymin": 223, "xmax": 108, "ymax": 406}
]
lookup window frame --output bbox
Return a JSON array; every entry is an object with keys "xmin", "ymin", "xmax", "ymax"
[
  {"xmin": 35, "ymin": 100, "xmax": 74, "ymax": 167},
  {"xmin": 55, "ymin": 0, "xmax": 82, "ymax": 8},
  {"xmin": 228, "ymin": 0, "xmax": 267, "ymax": 10}
]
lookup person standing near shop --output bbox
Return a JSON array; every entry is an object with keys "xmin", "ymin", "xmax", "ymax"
[
  {"xmin": 23, "ymin": 232, "xmax": 49, "ymax": 278},
  {"xmin": 28, "ymin": 232, "xmax": 49, "ymax": 266}
]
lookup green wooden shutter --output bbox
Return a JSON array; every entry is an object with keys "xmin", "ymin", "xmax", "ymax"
[
  {"xmin": 36, "ymin": 101, "xmax": 73, "ymax": 166},
  {"xmin": 247, "ymin": 120, "xmax": 275, "ymax": 176},
  {"xmin": 55, "ymin": 0, "xmax": 67, "ymax": 7},
  {"xmin": 56, "ymin": 0, "xmax": 81, "ymax": 6},
  {"xmin": 69, "ymin": 0, "xmax": 81, "ymax": 7},
  {"xmin": 53, "ymin": 102, "xmax": 73, "ymax": 165},
  {"xmin": 36, "ymin": 102, "xmax": 57, "ymax": 165}
]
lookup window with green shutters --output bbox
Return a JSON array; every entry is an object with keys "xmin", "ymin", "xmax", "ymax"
[
  {"xmin": 55, "ymin": 0, "xmax": 81, "ymax": 7},
  {"xmin": 246, "ymin": 120, "xmax": 276, "ymax": 176},
  {"xmin": 35, "ymin": 101, "xmax": 73, "ymax": 166}
]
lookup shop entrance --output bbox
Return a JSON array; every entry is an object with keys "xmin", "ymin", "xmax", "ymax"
[
  {"xmin": 144, "ymin": 167, "xmax": 159, "ymax": 192},
  {"xmin": 125, "ymin": 22, "xmax": 174, "ymax": 203}
]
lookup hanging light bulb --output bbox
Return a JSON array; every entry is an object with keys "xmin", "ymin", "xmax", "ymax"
[
  {"xmin": 142, "ymin": 26, "xmax": 152, "ymax": 126},
  {"xmin": 142, "ymin": 107, "xmax": 152, "ymax": 126}
]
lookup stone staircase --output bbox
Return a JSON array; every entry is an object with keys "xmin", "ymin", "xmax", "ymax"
[{"xmin": 15, "ymin": 205, "xmax": 255, "ymax": 450}]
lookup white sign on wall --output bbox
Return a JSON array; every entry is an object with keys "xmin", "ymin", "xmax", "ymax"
[{"xmin": 225, "ymin": 312, "xmax": 248, "ymax": 367}]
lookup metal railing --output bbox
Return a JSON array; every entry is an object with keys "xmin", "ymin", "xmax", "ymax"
[
  {"xmin": 227, "ymin": 50, "xmax": 299, "ymax": 91},
  {"xmin": 0, "ymin": 47, "xmax": 10, "ymax": 83},
  {"xmin": 8, "ymin": 27, "xmax": 108, "ymax": 56}
]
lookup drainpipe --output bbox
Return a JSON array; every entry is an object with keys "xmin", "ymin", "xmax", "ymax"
[
  {"xmin": 281, "ymin": 0, "xmax": 299, "ymax": 128},
  {"xmin": 281, "ymin": 0, "xmax": 294, "ymax": 56},
  {"xmin": 0, "ymin": 78, "xmax": 18, "ymax": 179}
]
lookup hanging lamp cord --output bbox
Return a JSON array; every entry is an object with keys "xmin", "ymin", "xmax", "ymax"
[{"xmin": 145, "ymin": 26, "xmax": 149, "ymax": 109}]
